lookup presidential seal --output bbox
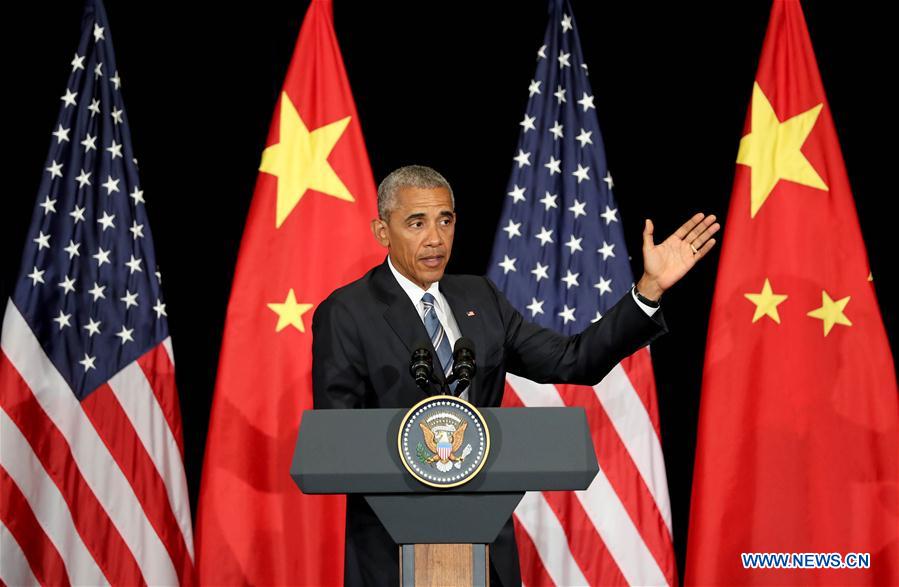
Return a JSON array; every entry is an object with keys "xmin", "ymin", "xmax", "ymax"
[{"xmin": 398, "ymin": 395, "xmax": 490, "ymax": 488}]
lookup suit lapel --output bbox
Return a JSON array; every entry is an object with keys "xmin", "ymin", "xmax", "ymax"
[
  {"xmin": 372, "ymin": 260, "xmax": 429, "ymax": 354},
  {"xmin": 371, "ymin": 261, "xmax": 444, "ymax": 395},
  {"xmin": 440, "ymin": 275, "xmax": 490, "ymax": 405}
]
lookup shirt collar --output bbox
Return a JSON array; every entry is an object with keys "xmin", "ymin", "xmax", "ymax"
[{"xmin": 387, "ymin": 255, "xmax": 442, "ymax": 308}]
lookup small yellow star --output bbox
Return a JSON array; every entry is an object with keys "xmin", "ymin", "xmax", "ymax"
[
  {"xmin": 744, "ymin": 278, "xmax": 789, "ymax": 324},
  {"xmin": 807, "ymin": 290, "xmax": 852, "ymax": 336},
  {"xmin": 259, "ymin": 92, "xmax": 354, "ymax": 228},
  {"xmin": 736, "ymin": 82, "xmax": 828, "ymax": 218},
  {"xmin": 267, "ymin": 288, "xmax": 314, "ymax": 333}
]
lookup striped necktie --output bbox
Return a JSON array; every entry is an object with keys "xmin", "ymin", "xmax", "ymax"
[{"xmin": 421, "ymin": 293, "xmax": 455, "ymax": 389}]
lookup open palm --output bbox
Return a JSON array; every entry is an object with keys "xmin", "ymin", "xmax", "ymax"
[{"xmin": 640, "ymin": 213, "xmax": 719, "ymax": 296}]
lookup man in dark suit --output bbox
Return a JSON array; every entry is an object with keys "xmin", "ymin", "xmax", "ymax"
[{"xmin": 312, "ymin": 165, "xmax": 719, "ymax": 586}]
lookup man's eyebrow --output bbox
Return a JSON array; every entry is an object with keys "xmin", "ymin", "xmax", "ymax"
[{"xmin": 403, "ymin": 210, "xmax": 455, "ymax": 222}]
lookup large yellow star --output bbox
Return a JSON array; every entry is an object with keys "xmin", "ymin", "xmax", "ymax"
[
  {"xmin": 259, "ymin": 92, "xmax": 354, "ymax": 228},
  {"xmin": 744, "ymin": 278, "xmax": 789, "ymax": 324},
  {"xmin": 736, "ymin": 82, "xmax": 828, "ymax": 218},
  {"xmin": 807, "ymin": 290, "xmax": 852, "ymax": 336},
  {"xmin": 267, "ymin": 288, "xmax": 314, "ymax": 333}
]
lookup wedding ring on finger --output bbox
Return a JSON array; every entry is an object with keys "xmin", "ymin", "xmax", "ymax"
[{"xmin": 690, "ymin": 243, "xmax": 699, "ymax": 255}]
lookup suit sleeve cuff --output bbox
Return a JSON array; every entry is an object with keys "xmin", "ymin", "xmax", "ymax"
[{"xmin": 632, "ymin": 286, "xmax": 660, "ymax": 317}]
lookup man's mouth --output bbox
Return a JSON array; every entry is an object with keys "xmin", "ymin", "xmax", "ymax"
[{"xmin": 419, "ymin": 255, "xmax": 445, "ymax": 269}]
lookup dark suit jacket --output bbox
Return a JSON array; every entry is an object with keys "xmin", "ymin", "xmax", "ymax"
[{"xmin": 312, "ymin": 260, "xmax": 666, "ymax": 587}]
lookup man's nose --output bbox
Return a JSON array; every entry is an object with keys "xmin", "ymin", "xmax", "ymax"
[{"xmin": 423, "ymin": 222, "xmax": 443, "ymax": 246}]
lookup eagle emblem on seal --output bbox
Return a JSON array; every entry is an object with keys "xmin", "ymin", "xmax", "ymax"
[
  {"xmin": 418, "ymin": 412, "xmax": 473, "ymax": 472},
  {"xmin": 399, "ymin": 397, "xmax": 490, "ymax": 487}
]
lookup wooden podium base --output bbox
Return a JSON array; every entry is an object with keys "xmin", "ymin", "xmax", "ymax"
[{"xmin": 400, "ymin": 544, "xmax": 488, "ymax": 586}]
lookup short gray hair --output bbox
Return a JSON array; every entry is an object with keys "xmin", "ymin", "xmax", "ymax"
[{"xmin": 376, "ymin": 165, "xmax": 455, "ymax": 220}]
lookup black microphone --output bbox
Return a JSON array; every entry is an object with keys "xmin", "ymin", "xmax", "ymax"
[
  {"xmin": 448, "ymin": 337, "xmax": 476, "ymax": 394},
  {"xmin": 410, "ymin": 341, "xmax": 435, "ymax": 392}
]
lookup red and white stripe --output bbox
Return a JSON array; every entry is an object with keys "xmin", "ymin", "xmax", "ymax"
[
  {"xmin": 503, "ymin": 348, "xmax": 677, "ymax": 587},
  {"xmin": 0, "ymin": 302, "xmax": 195, "ymax": 586}
]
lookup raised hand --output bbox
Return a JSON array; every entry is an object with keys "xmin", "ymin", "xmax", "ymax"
[{"xmin": 636, "ymin": 213, "xmax": 720, "ymax": 300}]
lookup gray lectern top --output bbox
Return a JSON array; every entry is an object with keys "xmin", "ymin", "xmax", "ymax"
[{"xmin": 291, "ymin": 406, "xmax": 598, "ymax": 495}]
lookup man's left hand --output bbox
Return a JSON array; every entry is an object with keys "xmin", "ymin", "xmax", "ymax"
[{"xmin": 636, "ymin": 212, "xmax": 720, "ymax": 300}]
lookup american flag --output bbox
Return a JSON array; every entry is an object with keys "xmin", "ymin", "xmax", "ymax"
[
  {"xmin": 488, "ymin": 1, "xmax": 678, "ymax": 585},
  {"xmin": 0, "ymin": 1, "xmax": 194, "ymax": 584}
]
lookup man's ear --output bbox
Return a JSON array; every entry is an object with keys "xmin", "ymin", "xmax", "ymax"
[{"xmin": 370, "ymin": 218, "xmax": 390, "ymax": 247}]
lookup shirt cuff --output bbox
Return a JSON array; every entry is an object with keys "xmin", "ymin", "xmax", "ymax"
[{"xmin": 632, "ymin": 286, "xmax": 660, "ymax": 317}]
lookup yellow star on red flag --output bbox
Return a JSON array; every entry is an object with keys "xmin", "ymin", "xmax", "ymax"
[
  {"xmin": 744, "ymin": 278, "xmax": 788, "ymax": 324},
  {"xmin": 267, "ymin": 288, "xmax": 314, "ymax": 333},
  {"xmin": 806, "ymin": 290, "xmax": 852, "ymax": 336},
  {"xmin": 259, "ymin": 92, "xmax": 354, "ymax": 228},
  {"xmin": 736, "ymin": 82, "xmax": 828, "ymax": 218}
]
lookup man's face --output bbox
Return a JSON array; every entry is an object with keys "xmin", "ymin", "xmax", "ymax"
[{"xmin": 371, "ymin": 186, "xmax": 455, "ymax": 290}]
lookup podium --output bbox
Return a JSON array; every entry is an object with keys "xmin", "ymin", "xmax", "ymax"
[{"xmin": 292, "ymin": 405, "xmax": 598, "ymax": 586}]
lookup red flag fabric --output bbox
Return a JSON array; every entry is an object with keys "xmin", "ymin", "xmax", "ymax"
[
  {"xmin": 685, "ymin": 1, "xmax": 899, "ymax": 584},
  {"xmin": 195, "ymin": 1, "xmax": 382, "ymax": 583}
]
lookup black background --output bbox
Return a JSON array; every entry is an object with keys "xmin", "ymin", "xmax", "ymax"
[{"xmin": 3, "ymin": 0, "xmax": 896, "ymax": 577}]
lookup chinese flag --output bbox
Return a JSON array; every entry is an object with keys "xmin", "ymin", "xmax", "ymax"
[
  {"xmin": 195, "ymin": 1, "xmax": 383, "ymax": 584},
  {"xmin": 685, "ymin": 0, "xmax": 899, "ymax": 585}
]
